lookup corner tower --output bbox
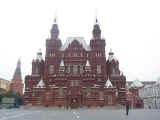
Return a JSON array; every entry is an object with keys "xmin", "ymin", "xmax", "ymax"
[
  {"xmin": 46, "ymin": 17, "xmax": 62, "ymax": 50},
  {"xmin": 89, "ymin": 18, "xmax": 107, "ymax": 79},
  {"xmin": 90, "ymin": 18, "xmax": 106, "ymax": 50},
  {"xmin": 10, "ymin": 59, "xmax": 24, "ymax": 95}
]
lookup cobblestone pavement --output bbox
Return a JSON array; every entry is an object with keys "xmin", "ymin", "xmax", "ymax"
[{"xmin": 0, "ymin": 108, "xmax": 160, "ymax": 120}]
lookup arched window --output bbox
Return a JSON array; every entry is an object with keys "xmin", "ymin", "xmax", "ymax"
[
  {"xmin": 58, "ymin": 87, "xmax": 63, "ymax": 97},
  {"xmin": 67, "ymin": 65, "xmax": 70, "ymax": 73},
  {"xmin": 35, "ymin": 67, "xmax": 39, "ymax": 74},
  {"xmin": 87, "ymin": 86, "xmax": 91, "ymax": 96},
  {"xmin": 49, "ymin": 65, "xmax": 54, "ymax": 74},
  {"xmin": 99, "ymin": 91, "xmax": 104, "ymax": 100},
  {"xmin": 112, "ymin": 68, "xmax": 115, "ymax": 74},
  {"xmin": 97, "ymin": 65, "xmax": 101, "ymax": 74},
  {"xmin": 107, "ymin": 95, "xmax": 112, "ymax": 104},
  {"xmin": 80, "ymin": 65, "xmax": 83, "ymax": 74},
  {"xmin": 73, "ymin": 65, "xmax": 78, "ymax": 74}
]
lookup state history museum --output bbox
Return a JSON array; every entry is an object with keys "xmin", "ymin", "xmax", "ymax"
[{"xmin": 24, "ymin": 18, "xmax": 126, "ymax": 108}]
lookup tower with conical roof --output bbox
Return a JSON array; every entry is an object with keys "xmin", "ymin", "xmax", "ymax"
[{"xmin": 10, "ymin": 59, "xmax": 24, "ymax": 95}]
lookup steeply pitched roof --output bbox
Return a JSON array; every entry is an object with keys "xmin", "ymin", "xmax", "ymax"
[
  {"xmin": 13, "ymin": 59, "xmax": 22, "ymax": 79},
  {"xmin": 60, "ymin": 37, "xmax": 91, "ymax": 51},
  {"xmin": 130, "ymin": 79, "xmax": 143, "ymax": 88}
]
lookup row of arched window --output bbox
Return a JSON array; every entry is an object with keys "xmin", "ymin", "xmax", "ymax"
[
  {"xmin": 48, "ymin": 52, "xmax": 103, "ymax": 57},
  {"xmin": 48, "ymin": 65, "xmax": 102, "ymax": 74}
]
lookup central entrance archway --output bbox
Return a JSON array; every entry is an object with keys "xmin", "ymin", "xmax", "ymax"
[{"xmin": 70, "ymin": 98, "xmax": 80, "ymax": 108}]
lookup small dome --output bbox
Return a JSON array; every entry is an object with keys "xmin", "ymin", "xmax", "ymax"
[{"xmin": 108, "ymin": 49, "xmax": 118, "ymax": 62}]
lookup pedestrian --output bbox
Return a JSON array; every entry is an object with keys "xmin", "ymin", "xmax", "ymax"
[{"xmin": 126, "ymin": 101, "xmax": 129, "ymax": 116}]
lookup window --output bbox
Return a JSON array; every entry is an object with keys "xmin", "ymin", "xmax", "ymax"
[
  {"xmin": 81, "ymin": 52, "xmax": 83, "ymax": 57},
  {"xmin": 49, "ymin": 52, "xmax": 55, "ymax": 57},
  {"xmin": 1, "ymin": 84, "xmax": 6, "ymax": 89},
  {"xmin": 87, "ymin": 86, "xmax": 91, "ymax": 96},
  {"xmin": 71, "ymin": 81, "xmax": 74, "ymax": 86},
  {"xmin": 73, "ymin": 53, "xmax": 77, "ymax": 57},
  {"xmin": 86, "ymin": 53, "xmax": 88, "ymax": 57},
  {"xmin": 49, "ymin": 65, "xmax": 54, "ymax": 74},
  {"xmin": 96, "ymin": 52, "xmax": 101, "ymax": 57},
  {"xmin": 80, "ymin": 65, "xmax": 83, "ymax": 74},
  {"xmin": 62, "ymin": 53, "xmax": 64, "ymax": 57},
  {"xmin": 58, "ymin": 87, "xmax": 63, "ymax": 97},
  {"xmin": 99, "ymin": 91, "xmax": 104, "ymax": 100},
  {"xmin": 35, "ymin": 67, "xmax": 38, "ymax": 74},
  {"xmin": 97, "ymin": 65, "xmax": 101, "ymax": 74},
  {"xmin": 49, "ymin": 78, "xmax": 52, "ymax": 82},
  {"xmin": 67, "ymin": 66, "xmax": 70, "ymax": 73},
  {"xmin": 107, "ymin": 95, "xmax": 112, "ymax": 104},
  {"xmin": 73, "ymin": 65, "xmax": 78, "ymax": 74},
  {"xmin": 112, "ymin": 68, "xmax": 116, "ymax": 74},
  {"xmin": 75, "ymin": 81, "xmax": 79, "ymax": 86},
  {"xmin": 70, "ymin": 81, "xmax": 79, "ymax": 86}
]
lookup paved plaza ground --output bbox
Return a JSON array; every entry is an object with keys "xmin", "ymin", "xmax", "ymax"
[{"xmin": 0, "ymin": 108, "xmax": 160, "ymax": 120}]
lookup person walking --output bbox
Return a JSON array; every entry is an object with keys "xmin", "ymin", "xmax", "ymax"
[{"xmin": 126, "ymin": 100, "xmax": 129, "ymax": 116}]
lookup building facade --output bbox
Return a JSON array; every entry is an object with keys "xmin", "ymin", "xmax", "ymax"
[
  {"xmin": 126, "ymin": 80, "xmax": 144, "ymax": 108},
  {"xmin": 10, "ymin": 59, "xmax": 24, "ymax": 95},
  {"xmin": 24, "ymin": 18, "xmax": 126, "ymax": 108},
  {"xmin": 139, "ymin": 81, "xmax": 160, "ymax": 109},
  {"xmin": 0, "ymin": 77, "xmax": 10, "ymax": 93}
]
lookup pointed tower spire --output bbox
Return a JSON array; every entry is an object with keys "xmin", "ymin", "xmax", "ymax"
[
  {"xmin": 50, "ymin": 12, "xmax": 59, "ymax": 40},
  {"xmin": 13, "ymin": 58, "xmax": 22, "ymax": 79},
  {"xmin": 92, "ymin": 10, "xmax": 101, "ymax": 40},
  {"xmin": 54, "ymin": 17, "xmax": 57, "ymax": 24},
  {"xmin": 53, "ymin": 10, "xmax": 57, "ymax": 24},
  {"xmin": 95, "ymin": 18, "xmax": 98, "ymax": 24},
  {"xmin": 94, "ymin": 8, "xmax": 98, "ymax": 24}
]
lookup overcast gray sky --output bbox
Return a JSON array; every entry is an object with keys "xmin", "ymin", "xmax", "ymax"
[{"xmin": 0, "ymin": 0, "xmax": 160, "ymax": 81}]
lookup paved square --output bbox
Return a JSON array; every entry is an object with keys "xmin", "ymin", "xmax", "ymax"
[{"xmin": 0, "ymin": 108, "xmax": 160, "ymax": 120}]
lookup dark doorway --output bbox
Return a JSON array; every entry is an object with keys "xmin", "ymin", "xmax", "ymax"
[{"xmin": 70, "ymin": 98, "xmax": 79, "ymax": 108}]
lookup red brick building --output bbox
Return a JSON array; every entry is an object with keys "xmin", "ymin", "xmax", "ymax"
[
  {"xmin": 126, "ymin": 80, "xmax": 144, "ymax": 108},
  {"xmin": 10, "ymin": 59, "xmax": 24, "ymax": 95},
  {"xmin": 24, "ymin": 18, "xmax": 126, "ymax": 108}
]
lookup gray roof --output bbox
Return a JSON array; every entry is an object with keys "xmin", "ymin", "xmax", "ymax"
[
  {"xmin": 0, "ymin": 77, "xmax": 10, "ymax": 82},
  {"xmin": 127, "ymin": 81, "xmax": 156, "ymax": 87},
  {"xmin": 13, "ymin": 59, "xmax": 22, "ymax": 79}
]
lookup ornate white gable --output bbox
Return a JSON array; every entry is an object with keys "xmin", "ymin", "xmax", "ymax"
[
  {"xmin": 36, "ymin": 79, "xmax": 45, "ymax": 88},
  {"xmin": 60, "ymin": 59, "xmax": 64, "ymax": 66},
  {"xmin": 86, "ymin": 60, "xmax": 90, "ymax": 66},
  {"xmin": 105, "ymin": 79, "xmax": 113, "ymax": 88}
]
